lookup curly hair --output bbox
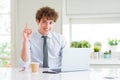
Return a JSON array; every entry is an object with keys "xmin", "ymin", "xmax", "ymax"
[{"xmin": 36, "ymin": 6, "xmax": 58, "ymax": 22}]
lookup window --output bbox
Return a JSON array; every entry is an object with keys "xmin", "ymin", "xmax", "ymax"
[
  {"xmin": 0, "ymin": 0, "xmax": 11, "ymax": 67},
  {"xmin": 63, "ymin": 18, "xmax": 120, "ymax": 52}
]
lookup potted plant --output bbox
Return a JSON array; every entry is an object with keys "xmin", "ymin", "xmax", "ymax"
[
  {"xmin": 104, "ymin": 50, "xmax": 111, "ymax": 59},
  {"xmin": 71, "ymin": 40, "xmax": 91, "ymax": 48},
  {"xmin": 71, "ymin": 41, "xmax": 79, "ymax": 48},
  {"xmin": 93, "ymin": 42, "xmax": 102, "ymax": 52},
  {"xmin": 93, "ymin": 42, "xmax": 102, "ymax": 59},
  {"xmin": 71, "ymin": 40, "xmax": 91, "ymax": 58},
  {"xmin": 108, "ymin": 39, "xmax": 120, "ymax": 52},
  {"xmin": 79, "ymin": 40, "xmax": 91, "ymax": 48},
  {"xmin": 108, "ymin": 39, "xmax": 119, "ymax": 46},
  {"xmin": 93, "ymin": 46, "xmax": 101, "ymax": 52}
]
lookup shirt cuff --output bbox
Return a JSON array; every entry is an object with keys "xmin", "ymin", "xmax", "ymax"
[{"xmin": 19, "ymin": 58, "xmax": 30, "ymax": 69}]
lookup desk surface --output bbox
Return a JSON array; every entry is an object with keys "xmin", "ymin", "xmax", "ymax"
[{"xmin": 0, "ymin": 68, "xmax": 120, "ymax": 80}]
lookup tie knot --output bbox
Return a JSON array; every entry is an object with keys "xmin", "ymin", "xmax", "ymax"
[
  {"xmin": 42, "ymin": 36, "xmax": 47, "ymax": 44},
  {"xmin": 42, "ymin": 36, "xmax": 47, "ymax": 39}
]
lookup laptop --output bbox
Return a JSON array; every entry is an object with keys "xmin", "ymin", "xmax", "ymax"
[{"xmin": 43, "ymin": 48, "xmax": 91, "ymax": 73}]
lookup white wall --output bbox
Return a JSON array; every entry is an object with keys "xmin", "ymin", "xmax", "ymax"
[
  {"xmin": 11, "ymin": 0, "xmax": 62, "ymax": 67},
  {"xmin": 66, "ymin": 0, "xmax": 120, "ymax": 15}
]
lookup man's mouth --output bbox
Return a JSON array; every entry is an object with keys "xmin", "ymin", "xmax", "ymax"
[{"xmin": 44, "ymin": 29, "xmax": 49, "ymax": 32}]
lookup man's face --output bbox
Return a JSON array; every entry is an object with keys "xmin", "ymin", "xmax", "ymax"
[{"xmin": 37, "ymin": 18, "xmax": 54, "ymax": 36}]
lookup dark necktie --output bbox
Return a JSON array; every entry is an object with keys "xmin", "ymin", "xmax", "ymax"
[{"xmin": 42, "ymin": 36, "xmax": 48, "ymax": 68}]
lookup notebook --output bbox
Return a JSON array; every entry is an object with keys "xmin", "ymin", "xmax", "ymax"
[{"xmin": 43, "ymin": 48, "xmax": 91, "ymax": 73}]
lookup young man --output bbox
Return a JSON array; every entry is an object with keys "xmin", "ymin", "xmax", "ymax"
[{"xmin": 20, "ymin": 6, "xmax": 66, "ymax": 70}]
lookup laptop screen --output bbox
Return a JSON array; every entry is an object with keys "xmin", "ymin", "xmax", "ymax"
[{"xmin": 61, "ymin": 48, "xmax": 91, "ymax": 72}]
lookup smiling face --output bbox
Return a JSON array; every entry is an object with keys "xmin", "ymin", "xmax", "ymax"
[
  {"xmin": 35, "ymin": 7, "xmax": 58, "ymax": 36},
  {"xmin": 37, "ymin": 17, "xmax": 54, "ymax": 36}
]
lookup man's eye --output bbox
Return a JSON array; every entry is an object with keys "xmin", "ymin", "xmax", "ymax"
[{"xmin": 49, "ymin": 22, "xmax": 53, "ymax": 24}]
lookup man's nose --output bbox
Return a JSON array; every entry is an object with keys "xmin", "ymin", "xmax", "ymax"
[{"xmin": 46, "ymin": 23, "xmax": 50, "ymax": 27}]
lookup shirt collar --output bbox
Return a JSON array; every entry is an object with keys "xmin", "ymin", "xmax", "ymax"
[{"xmin": 36, "ymin": 31, "xmax": 52, "ymax": 39}]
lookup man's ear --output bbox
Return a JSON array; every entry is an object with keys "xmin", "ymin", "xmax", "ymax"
[{"xmin": 36, "ymin": 20, "xmax": 40, "ymax": 24}]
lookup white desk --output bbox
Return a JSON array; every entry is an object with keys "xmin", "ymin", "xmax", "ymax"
[{"xmin": 0, "ymin": 68, "xmax": 120, "ymax": 80}]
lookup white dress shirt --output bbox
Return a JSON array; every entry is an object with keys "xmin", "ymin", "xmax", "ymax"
[{"xmin": 19, "ymin": 31, "xmax": 66, "ymax": 69}]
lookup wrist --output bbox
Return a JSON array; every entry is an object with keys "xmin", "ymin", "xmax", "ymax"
[
  {"xmin": 23, "ymin": 38, "xmax": 29, "ymax": 42},
  {"xmin": 23, "ymin": 39, "xmax": 29, "ymax": 44}
]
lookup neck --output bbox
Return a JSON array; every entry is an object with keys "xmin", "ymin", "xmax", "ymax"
[{"xmin": 38, "ymin": 30, "xmax": 48, "ymax": 36}]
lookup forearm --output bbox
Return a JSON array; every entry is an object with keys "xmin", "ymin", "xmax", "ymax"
[{"xmin": 21, "ymin": 40, "xmax": 30, "ymax": 62}]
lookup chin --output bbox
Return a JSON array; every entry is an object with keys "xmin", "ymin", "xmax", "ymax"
[{"xmin": 44, "ymin": 32, "xmax": 49, "ymax": 35}]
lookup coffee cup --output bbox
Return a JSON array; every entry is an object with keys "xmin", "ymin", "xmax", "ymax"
[{"xmin": 31, "ymin": 62, "xmax": 39, "ymax": 72}]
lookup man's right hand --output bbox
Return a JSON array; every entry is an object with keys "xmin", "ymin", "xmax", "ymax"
[{"xmin": 23, "ymin": 24, "xmax": 32, "ymax": 41}]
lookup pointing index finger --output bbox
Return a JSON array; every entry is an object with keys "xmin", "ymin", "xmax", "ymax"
[{"xmin": 25, "ymin": 23, "xmax": 28, "ymax": 29}]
